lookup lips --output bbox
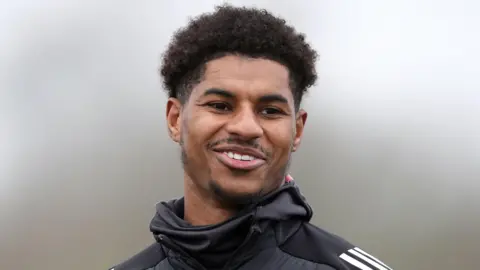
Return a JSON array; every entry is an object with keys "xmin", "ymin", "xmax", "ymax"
[
  {"xmin": 212, "ymin": 145, "xmax": 266, "ymax": 171},
  {"xmin": 212, "ymin": 145, "xmax": 266, "ymax": 159}
]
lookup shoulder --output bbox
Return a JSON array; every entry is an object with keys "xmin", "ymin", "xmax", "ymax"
[
  {"xmin": 108, "ymin": 242, "xmax": 167, "ymax": 270},
  {"xmin": 278, "ymin": 222, "xmax": 393, "ymax": 270}
]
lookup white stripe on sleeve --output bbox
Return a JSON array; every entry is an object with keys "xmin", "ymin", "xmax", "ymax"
[
  {"xmin": 354, "ymin": 247, "xmax": 392, "ymax": 270},
  {"xmin": 340, "ymin": 253, "xmax": 373, "ymax": 270}
]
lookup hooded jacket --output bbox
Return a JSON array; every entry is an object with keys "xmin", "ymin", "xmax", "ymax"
[{"xmin": 110, "ymin": 181, "xmax": 393, "ymax": 270}]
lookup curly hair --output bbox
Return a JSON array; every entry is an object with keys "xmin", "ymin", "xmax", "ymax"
[{"xmin": 160, "ymin": 4, "xmax": 318, "ymax": 110}]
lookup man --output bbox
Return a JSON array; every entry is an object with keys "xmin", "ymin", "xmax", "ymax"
[{"xmin": 111, "ymin": 5, "xmax": 393, "ymax": 270}]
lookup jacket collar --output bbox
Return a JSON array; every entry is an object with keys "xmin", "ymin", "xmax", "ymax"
[{"xmin": 150, "ymin": 180, "xmax": 312, "ymax": 269}]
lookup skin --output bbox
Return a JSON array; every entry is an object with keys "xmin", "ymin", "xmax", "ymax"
[{"xmin": 166, "ymin": 55, "xmax": 307, "ymax": 226}]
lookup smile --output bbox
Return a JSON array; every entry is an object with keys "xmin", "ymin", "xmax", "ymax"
[
  {"xmin": 224, "ymin": 151, "xmax": 256, "ymax": 161},
  {"xmin": 214, "ymin": 151, "xmax": 266, "ymax": 171}
]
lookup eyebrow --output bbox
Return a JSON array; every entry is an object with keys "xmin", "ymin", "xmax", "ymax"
[
  {"xmin": 258, "ymin": 94, "xmax": 288, "ymax": 104},
  {"xmin": 202, "ymin": 88, "xmax": 235, "ymax": 99},
  {"xmin": 202, "ymin": 88, "xmax": 289, "ymax": 104}
]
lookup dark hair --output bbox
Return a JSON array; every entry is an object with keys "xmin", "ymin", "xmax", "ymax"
[{"xmin": 160, "ymin": 4, "xmax": 318, "ymax": 110}]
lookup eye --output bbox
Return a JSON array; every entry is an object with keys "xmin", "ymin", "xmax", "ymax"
[
  {"xmin": 207, "ymin": 102, "xmax": 231, "ymax": 112},
  {"xmin": 260, "ymin": 107, "xmax": 284, "ymax": 116}
]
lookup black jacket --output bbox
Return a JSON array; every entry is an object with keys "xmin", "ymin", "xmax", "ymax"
[{"xmin": 110, "ymin": 181, "xmax": 393, "ymax": 270}]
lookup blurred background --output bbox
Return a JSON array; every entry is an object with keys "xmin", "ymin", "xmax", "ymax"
[{"xmin": 1, "ymin": 0, "xmax": 479, "ymax": 269}]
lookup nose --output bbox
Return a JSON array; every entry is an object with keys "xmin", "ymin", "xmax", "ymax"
[{"xmin": 225, "ymin": 106, "xmax": 263, "ymax": 140}]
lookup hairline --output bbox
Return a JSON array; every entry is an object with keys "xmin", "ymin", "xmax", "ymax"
[{"xmin": 172, "ymin": 53, "xmax": 304, "ymax": 111}]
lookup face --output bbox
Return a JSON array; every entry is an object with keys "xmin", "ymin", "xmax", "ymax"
[{"xmin": 166, "ymin": 55, "xmax": 307, "ymax": 206}]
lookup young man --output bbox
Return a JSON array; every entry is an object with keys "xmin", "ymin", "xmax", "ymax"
[{"xmin": 111, "ymin": 5, "xmax": 393, "ymax": 270}]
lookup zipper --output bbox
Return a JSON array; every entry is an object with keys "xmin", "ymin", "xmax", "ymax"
[
  {"xmin": 221, "ymin": 223, "xmax": 261, "ymax": 270},
  {"xmin": 156, "ymin": 234, "xmax": 207, "ymax": 270}
]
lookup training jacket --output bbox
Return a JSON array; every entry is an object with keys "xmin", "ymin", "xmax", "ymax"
[{"xmin": 110, "ymin": 181, "xmax": 393, "ymax": 270}]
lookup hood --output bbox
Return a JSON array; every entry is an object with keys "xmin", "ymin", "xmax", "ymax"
[{"xmin": 150, "ymin": 181, "xmax": 313, "ymax": 269}]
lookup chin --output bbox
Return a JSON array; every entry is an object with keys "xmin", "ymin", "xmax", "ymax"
[{"xmin": 208, "ymin": 178, "xmax": 264, "ymax": 207}]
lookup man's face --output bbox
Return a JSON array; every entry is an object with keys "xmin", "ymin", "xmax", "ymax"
[{"xmin": 166, "ymin": 55, "xmax": 307, "ymax": 205}]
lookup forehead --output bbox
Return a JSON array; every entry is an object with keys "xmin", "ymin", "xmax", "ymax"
[{"xmin": 193, "ymin": 55, "xmax": 292, "ymax": 99}]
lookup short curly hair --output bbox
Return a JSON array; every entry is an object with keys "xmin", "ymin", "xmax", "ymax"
[{"xmin": 160, "ymin": 4, "xmax": 318, "ymax": 110}]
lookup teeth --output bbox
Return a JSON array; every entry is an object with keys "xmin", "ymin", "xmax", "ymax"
[
  {"xmin": 224, "ymin": 152, "xmax": 255, "ymax": 161},
  {"xmin": 241, "ymin": 155, "xmax": 253, "ymax": 161}
]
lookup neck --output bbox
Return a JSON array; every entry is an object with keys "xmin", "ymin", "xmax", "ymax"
[{"xmin": 183, "ymin": 174, "xmax": 236, "ymax": 226}]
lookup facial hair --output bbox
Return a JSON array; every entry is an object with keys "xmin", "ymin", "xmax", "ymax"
[
  {"xmin": 180, "ymin": 127, "xmax": 294, "ymax": 208},
  {"xmin": 180, "ymin": 143, "xmax": 292, "ymax": 209}
]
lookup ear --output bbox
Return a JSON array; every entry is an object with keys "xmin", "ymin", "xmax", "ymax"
[
  {"xmin": 292, "ymin": 109, "xmax": 307, "ymax": 152},
  {"xmin": 166, "ymin": 98, "xmax": 182, "ymax": 143}
]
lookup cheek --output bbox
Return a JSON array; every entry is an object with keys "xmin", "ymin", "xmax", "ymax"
[
  {"xmin": 264, "ymin": 122, "xmax": 295, "ymax": 154},
  {"xmin": 183, "ymin": 111, "xmax": 223, "ymax": 152}
]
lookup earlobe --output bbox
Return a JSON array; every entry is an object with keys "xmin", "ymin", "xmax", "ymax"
[
  {"xmin": 166, "ymin": 98, "xmax": 182, "ymax": 143},
  {"xmin": 292, "ymin": 110, "xmax": 307, "ymax": 152}
]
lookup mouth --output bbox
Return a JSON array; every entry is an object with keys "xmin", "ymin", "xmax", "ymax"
[{"xmin": 212, "ymin": 146, "xmax": 266, "ymax": 171}]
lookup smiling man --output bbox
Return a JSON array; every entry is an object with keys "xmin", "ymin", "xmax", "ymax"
[{"xmin": 110, "ymin": 5, "xmax": 393, "ymax": 270}]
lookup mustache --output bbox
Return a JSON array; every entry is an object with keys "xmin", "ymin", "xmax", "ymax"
[{"xmin": 207, "ymin": 137, "xmax": 270, "ymax": 157}]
